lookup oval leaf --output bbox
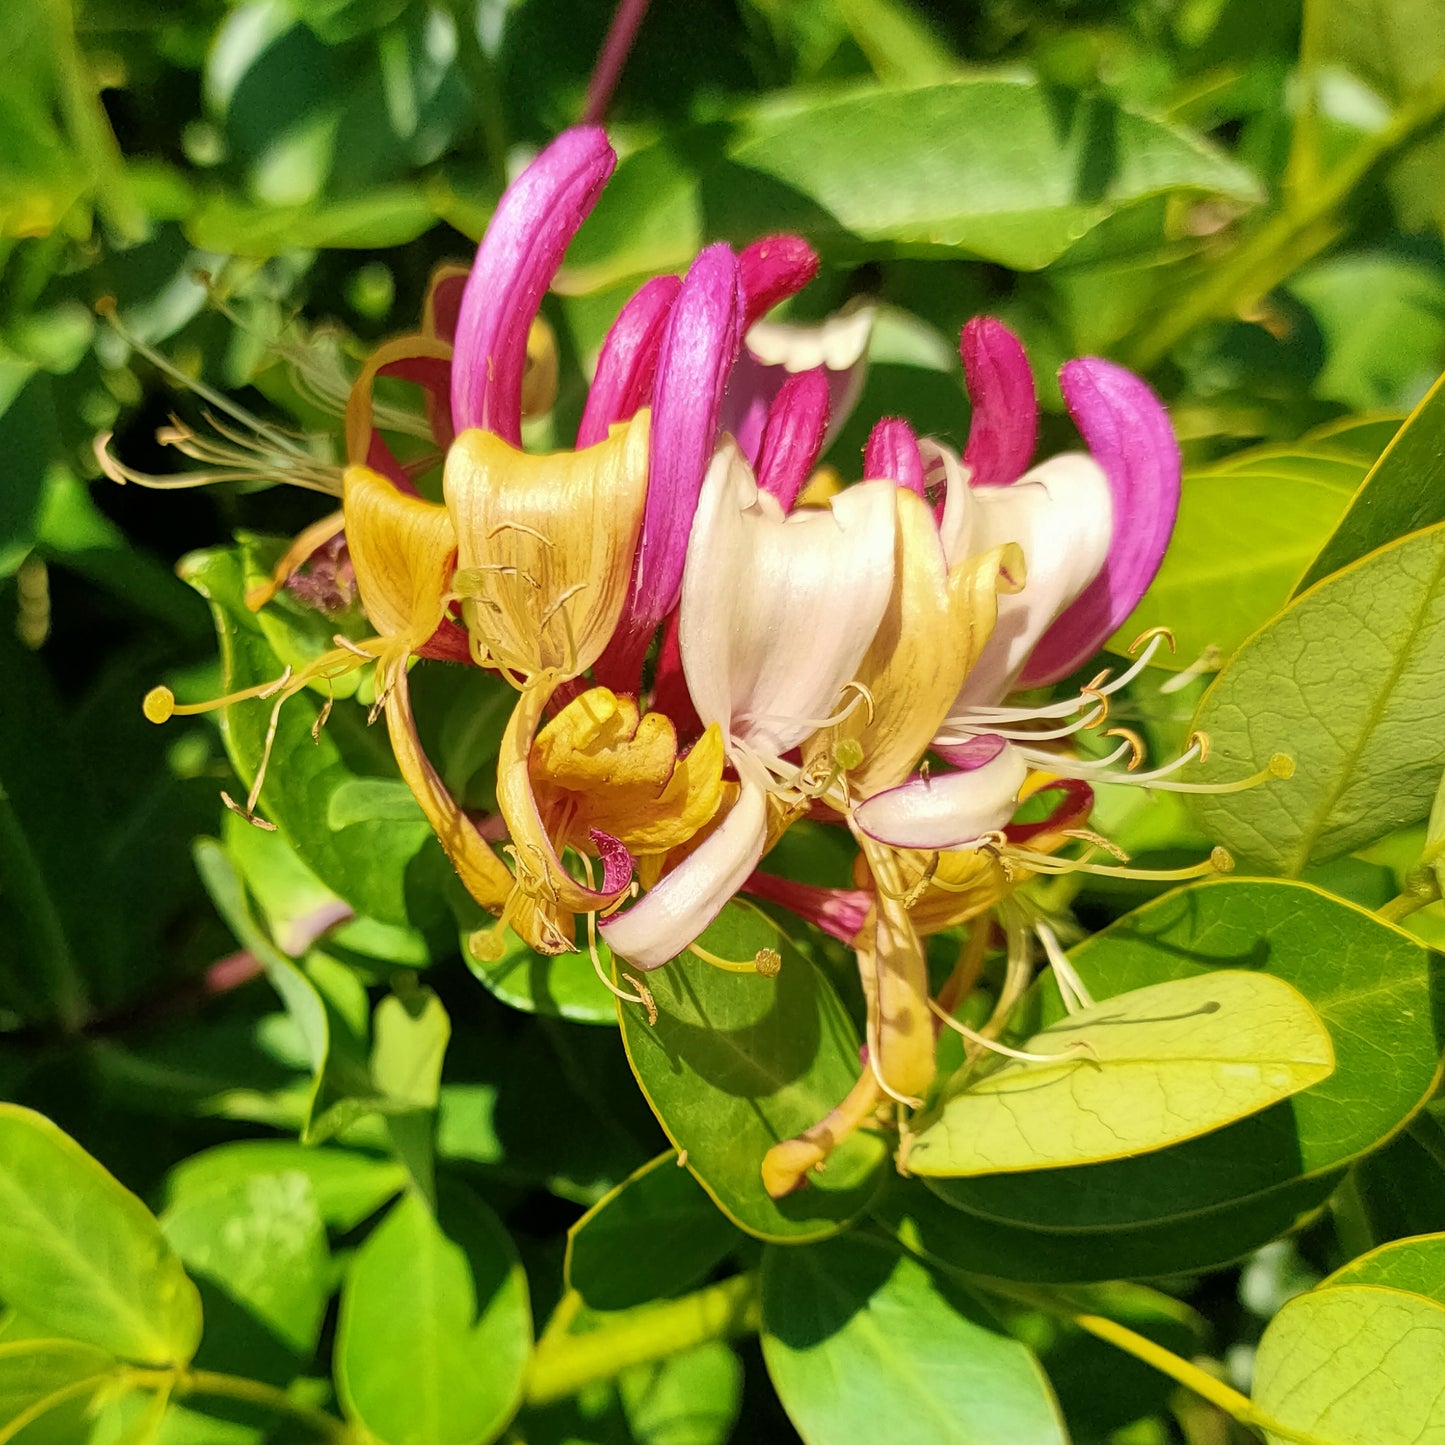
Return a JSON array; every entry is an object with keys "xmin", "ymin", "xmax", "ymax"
[
  {"xmin": 0, "ymin": 1106, "xmax": 202, "ymax": 1367},
  {"xmin": 907, "ymin": 971, "xmax": 1333, "ymax": 1176},
  {"xmin": 1253, "ymin": 1285, "xmax": 1445, "ymax": 1444},
  {"xmin": 1191, "ymin": 520, "xmax": 1445, "ymax": 873},
  {"xmin": 566, "ymin": 1152, "xmax": 741, "ymax": 1312},
  {"xmin": 761, "ymin": 1235, "xmax": 1066, "ymax": 1445},
  {"xmin": 335, "ymin": 1184, "xmax": 531, "ymax": 1445},
  {"xmin": 1325, "ymin": 1232, "xmax": 1445, "ymax": 1305},
  {"xmin": 615, "ymin": 904, "xmax": 887, "ymax": 1242}
]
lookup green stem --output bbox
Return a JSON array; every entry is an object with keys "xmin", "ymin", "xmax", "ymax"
[
  {"xmin": 1126, "ymin": 66, "xmax": 1445, "ymax": 369},
  {"xmin": 1071, "ymin": 1313, "xmax": 1334, "ymax": 1445},
  {"xmin": 445, "ymin": 0, "xmax": 508, "ymax": 192},
  {"xmin": 1407, "ymin": 1110, "xmax": 1445, "ymax": 1173},
  {"xmin": 0, "ymin": 784, "xmax": 87, "ymax": 1033},
  {"xmin": 159, "ymin": 1369, "xmax": 354, "ymax": 1443},
  {"xmin": 525, "ymin": 1273, "xmax": 760, "ymax": 1407}
]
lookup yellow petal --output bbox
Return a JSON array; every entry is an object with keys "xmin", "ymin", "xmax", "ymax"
[
  {"xmin": 815, "ymin": 489, "xmax": 1022, "ymax": 795},
  {"xmin": 344, "ymin": 334, "xmax": 453, "ymax": 466},
  {"xmin": 530, "ymin": 687, "xmax": 727, "ymax": 856},
  {"xmin": 342, "ymin": 465, "xmax": 456, "ymax": 647},
  {"xmin": 445, "ymin": 410, "xmax": 650, "ymax": 682}
]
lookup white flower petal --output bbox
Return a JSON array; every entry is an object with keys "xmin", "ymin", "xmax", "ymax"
[
  {"xmin": 679, "ymin": 440, "xmax": 897, "ymax": 757},
  {"xmin": 949, "ymin": 451, "xmax": 1112, "ymax": 711},
  {"xmin": 600, "ymin": 774, "xmax": 769, "ymax": 970},
  {"xmin": 852, "ymin": 744, "xmax": 1027, "ymax": 850}
]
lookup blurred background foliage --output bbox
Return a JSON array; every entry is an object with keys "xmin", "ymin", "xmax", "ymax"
[{"xmin": 3, "ymin": 0, "xmax": 1445, "ymax": 1441}]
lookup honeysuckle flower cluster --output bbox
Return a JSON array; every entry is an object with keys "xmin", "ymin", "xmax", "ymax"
[{"xmin": 108, "ymin": 125, "xmax": 1283, "ymax": 1197}]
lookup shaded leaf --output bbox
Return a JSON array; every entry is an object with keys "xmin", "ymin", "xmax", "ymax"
[
  {"xmin": 618, "ymin": 1342, "xmax": 743, "ymax": 1445},
  {"xmin": 908, "ymin": 972, "xmax": 1333, "ymax": 1176}
]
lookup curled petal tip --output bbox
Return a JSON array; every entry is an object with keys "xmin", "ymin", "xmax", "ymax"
[
  {"xmin": 738, "ymin": 234, "xmax": 819, "ymax": 328},
  {"xmin": 863, "ymin": 417, "xmax": 925, "ymax": 496},
  {"xmin": 961, "ymin": 316, "xmax": 1038, "ymax": 488},
  {"xmin": 755, "ymin": 368, "xmax": 831, "ymax": 511}
]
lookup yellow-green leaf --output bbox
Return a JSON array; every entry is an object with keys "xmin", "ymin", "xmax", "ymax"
[
  {"xmin": 905, "ymin": 972, "xmax": 1334, "ymax": 1177},
  {"xmin": 1253, "ymin": 1285, "xmax": 1445, "ymax": 1444}
]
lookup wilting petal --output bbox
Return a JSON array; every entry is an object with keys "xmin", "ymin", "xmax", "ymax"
[
  {"xmin": 947, "ymin": 452, "xmax": 1112, "ymax": 711},
  {"xmin": 342, "ymin": 465, "xmax": 456, "ymax": 648},
  {"xmin": 852, "ymin": 742, "xmax": 1027, "ymax": 849},
  {"xmin": 451, "ymin": 127, "xmax": 616, "ymax": 442},
  {"xmin": 576, "ymin": 274, "xmax": 681, "ymax": 448},
  {"xmin": 960, "ymin": 317, "xmax": 1038, "ymax": 488},
  {"xmin": 817, "ymin": 488, "xmax": 1020, "ymax": 796},
  {"xmin": 755, "ymin": 368, "xmax": 830, "ymax": 511},
  {"xmin": 600, "ymin": 773, "xmax": 769, "ymax": 970},
  {"xmin": 720, "ymin": 304, "xmax": 875, "ymax": 463},
  {"xmin": 737, "ymin": 233, "xmax": 819, "ymax": 328},
  {"xmin": 680, "ymin": 440, "xmax": 897, "ymax": 758},
  {"xmin": 1019, "ymin": 358, "xmax": 1181, "ymax": 687},
  {"xmin": 595, "ymin": 245, "xmax": 743, "ymax": 688},
  {"xmin": 864, "ymin": 417, "xmax": 925, "ymax": 496},
  {"xmin": 530, "ymin": 686, "xmax": 726, "ymax": 855},
  {"xmin": 445, "ymin": 410, "xmax": 650, "ymax": 681}
]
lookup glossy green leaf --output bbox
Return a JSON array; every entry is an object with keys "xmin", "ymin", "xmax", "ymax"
[
  {"xmin": 615, "ymin": 904, "xmax": 887, "ymax": 1242},
  {"xmin": 1325, "ymin": 1232, "xmax": 1445, "ymax": 1304},
  {"xmin": 559, "ymin": 80, "xmax": 1261, "ymax": 293},
  {"xmin": 566, "ymin": 1152, "xmax": 740, "ymax": 1312},
  {"xmin": 1253, "ymin": 1285, "xmax": 1445, "ymax": 1444},
  {"xmin": 0, "ymin": 1105, "xmax": 202, "ymax": 1367},
  {"xmin": 463, "ymin": 923, "xmax": 617, "ymax": 1025},
  {"xmin": 923, "ymin": 880, "xmax": 1439, "ymax": 1249},
  {"xmin": 1298, "ymin": 370, "xmax": 1445, "ymax": 590},
  {"xmin": 335, "ymin": 1184, "xmax": 531, "ymax": 1445},
  {"xmin": 1191, "ymin": 521, "xmax": 1445, "ymax": 872},
  {"xmin": 908, "ymin": 971, "xmax": 1333, "ymax": 1176},
  {"xmin": 164, "ymin": 1141, "xmax": 405, "ymax": 1232},
  {"xmin": 181, "ymin": 545, "xmax": 446, "ymax": 929},
  {"xmin": 1111, "ymin": 450, "xmax": 1361, "ymax": 667},
  {"xmin": 762, "ymin": 1235, "xmax": 1066, "ymax": 1445},
  {"xmin": 0, "ymin": 368, "xmax": 53, "ymax": 577}
]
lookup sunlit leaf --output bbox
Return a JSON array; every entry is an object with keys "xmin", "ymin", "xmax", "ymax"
[
  {"xmin": 0, "ymin": 1106, "xmax": 202, "ymax": 1367},
  {"xmin": 907, "ymin": 972, "xmax": 1333, "ymax": 1176},
  {"xmin": 1324, "ymin": 1231, "xmax": 1445, "ymax": 1304}
]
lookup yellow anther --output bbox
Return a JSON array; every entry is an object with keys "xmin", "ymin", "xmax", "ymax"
[
  {"xmin": 1103, "ymin": 726, "xmax": 1146, "ymax": 769},
  {"xmin": 1211, "ymin": 846, "xmax": 1235, "ymax": 873},
  {"xmin": 754, "ymin": 948, "xmax": 783, "ymax": 978},
  {"xmin": 1129, "ymin": 625, "xmax": 1176, "ymax": 655}
]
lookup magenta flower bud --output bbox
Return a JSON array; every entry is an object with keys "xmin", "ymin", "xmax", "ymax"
[
  {"xmin": 755, "ymin": 368, "xmax": 831, "ymax": 511},
  {"xmin": 863, "ymin": 416, "xmax": 926, "ymax": 497},
  {"xmin": 577, "ymin": 273, "xmax": 682, "ymax": 448},
  {"xmin": 737, "ymin": 234, "xmax": 819, "ymax": 328},
  {"xmin": 960, "ymin": 317, "xmax": 1038, "ymax": 488},
  {"xmin": 450, "ymin": 127, "xmax": 616, "ymax": 442}
]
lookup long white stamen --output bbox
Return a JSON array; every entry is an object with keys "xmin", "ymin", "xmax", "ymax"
[{"xmin": 1035, "ymin": 919, "xmax": 1096, "ymax": 1013}]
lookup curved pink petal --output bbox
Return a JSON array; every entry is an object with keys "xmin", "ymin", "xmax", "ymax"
[
  {"xmin": 590, "ymin": 828, "xmax": 634, "ymax": 896},
  {"xmin": 1018, "ymin": 358, "xmax": 1181, "ymax": 687},
  {"xmin": 755, "ymin": 368, "xmax": 830, "ymax": 511},
  {"xmin": 932, "ymin": 733, "xmax": 1008, "ymax": 771},
  {"xmin": 853, "ymin": 743, "xmax": 1026, "ymax": 850},
  {"xmin": 864, "ymin": 416, "xmax": 925, "ymax": 496},
  {"xmin": 594, "ymin": 243, "xmax": 743, "ymax": 690},
  {"xmin": 961, "ymin": 317, "xmax": 1038, "ymax": 488},
  {"xmin": 600, "ymin": 775, "xmax": 768, "ymax": 970},
  {"xmin": 743, "ymin": 872, "xmax": 870, "ymax": 944},
  {"xmin": 738, "ymin": 234, "xmax": 819, "ymax": 328},
  {"xmin": 451, "ymin": 127, "xmax": 616, "ymax": 442},
  {"xmin": 576, "ymin": 273, "xmax": 681, "ymax": 448}
]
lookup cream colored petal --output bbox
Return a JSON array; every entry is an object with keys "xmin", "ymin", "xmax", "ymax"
[
  {"xmin": 342, "ymin": 465, "xmax": 456, "ymax": 647},
  {"xmin": 852, "ymin": 743, "xmax": 1027, "ymax": 850},
  {"xmin": 679, "ymin": 440, "xmax": 897, "ymax": 757},
  {"xmin": 599, "ymin": 772, "xmax": 769, "ymax": 971},
  {"xmin": 444, "ymin": 410, "xmax": 650, "ymax": 681}
]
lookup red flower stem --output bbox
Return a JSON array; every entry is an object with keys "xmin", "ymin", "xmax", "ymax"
[{"xmin": 582, "ymin": 0, "xmax": 652, "ymax": 125}]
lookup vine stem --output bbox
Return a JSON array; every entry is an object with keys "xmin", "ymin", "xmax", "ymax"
[
  {"xmin": 128, "ymin": 1368, "xmax": 356, "ymax": 1443},
  {"xmin": 444, "ymin": 0, "xmax": 508, "ymax": 192},
  {"xmin": 1125, "ymin": 65, "xmax": 1445, "ymax": 369},
  {"xmin": 525, "ymin": 1273, "xmax": 759, "ymax": 1407},
  {"xmin": 582, "ymin": 0, "xmax": 652, "ymax": 125}
]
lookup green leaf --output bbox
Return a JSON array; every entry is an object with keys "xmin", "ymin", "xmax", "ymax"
[
  {"xmin": 181, "ymin": 545, "xmax": 446, "ymax": 928},
  {"xmin": 831, "ymin": 0, "xmax": 955, "ymax": 84},
  {"xmin": 463, "ymin": 923, "xmax": 618, "ymax": 1025},
  {"xmin": 566, "ymin": 1152, "xmax": 740, "ymax": 1313},
  {"xmin": 559, "ymin": 80, "xmax": 1261, "ymax": 294},
  {"xmin": 335, "ymin": 1184, "xmax": 531, "ymax": 1445},
  {"xmin": 0, "ymin": 1105, "xmax": 202, "ymax": 1367},
  {"xmin": 615, "ymin": 904, "xmax": 887, "ymax": 1242},
  {"xmin": 761, "ymin": 1235, "xmax": 1066, "ymax": 1445},
  {"xmin": 907, "ymin": 971, "xmax": 1333, "ymax": 1176},
  {"xmin": 1298, "ymin": 371, "xmax": 1445, "ymax": 591},
  {"xmin": 164, "ymin": 1142, "xmax": 405, "ymax": 1232},
  {"xmin": 0, "ymin": 1340, "xmax": 121, "ymax": 1441},
  {"xmin": 0, "ymin": 369, "xmax": 53, "ymax": 578},
  {"xmin": 1253, "ymin": 1285, "xmax": 1445, "ymax": 1444},
  {"xmin": 920, "ymin": 880, "xmax": 1439, "ymax": 1261},
  {"xmin": 618, "ymin": 1342, "xmax": 743, "ymax": 1445},
  {"xmin": 160, "ymin": 1167, "xmax": 330, "ymax": 1365},
  {"xmin": 1190, "ymin": 520, "xmax": 1445, "ymax": 872},
  {"xmin": 1324, "ymin": 1232, "xmax": 1445, "ymax": 1304},
  {"xmin": 1111, "ymin": 446, "xmax": 1364, "ymax": 668}
]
